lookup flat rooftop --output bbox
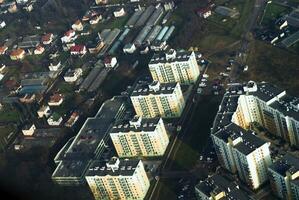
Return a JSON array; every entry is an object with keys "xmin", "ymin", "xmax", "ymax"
[
  {"xmin": 85, "ymin": 159, "xmax": 140, "ymax": 177},
  {"xmin": 110, "ymin": 117, "xmax": 161, "ymax": 133},
  {"xmin": 131, "ymin": 81, "xmax": 178, "ymax": 96},
  {"xmin": 214, "ymin": 123, "xmax": 267, "ymax": 155},
  {"xmin": 195, "ymin": 174, "xmax": 248, "ymax": 200},
  {"xmin": 149, "ymin": 51, "xmax": 195, "ymax": 64},
  {"xmin": 269, "ymin": 154, "xmax": 299, "ymax": 177}
]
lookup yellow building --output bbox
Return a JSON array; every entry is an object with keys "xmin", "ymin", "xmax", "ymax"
[
  {"xmin": 130, "ymin": 81, "xmax": 185, "ymax": 118},
  {"xmin": 110, "ymin": 116, "xmax": 169, "ymax": 157},
  {"xmin": 148, "ymin": 49, "xmax": 200, "ymax": 84},
  {"xmin": 85, "ymin": 157, "xmax": 150, "ymax": 200}
]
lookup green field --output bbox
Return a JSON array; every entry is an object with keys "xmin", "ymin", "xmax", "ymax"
[
  {"xmin": 241, "ymin": 40, "xmax": 299, "ymax": 95},
  {"xmin": 261, "ymin": 2, "xmax": 290, "ymax": 25}
]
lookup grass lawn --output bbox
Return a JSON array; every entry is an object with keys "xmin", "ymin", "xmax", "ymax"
[
  {"xmin": 242, "ymin": 40, "xmax": 299, "ymax": 94},
  {"xmin": 0, "ymin": 107, "xmax": 20, "ymax": 123},
  {"xmin": 168, "ymin": 96, "xmax": 221, "ymax": 170},
  {"xmin": 261, "ymin": 2, "xmax": 290, "ymax": 26},
  {"xmin": 91, "ymin": 15, "xmax": 130, "ymax": 33},
  {"xmin": 0, "ymin": 125, "xmax": 16, "ymax": 152}
]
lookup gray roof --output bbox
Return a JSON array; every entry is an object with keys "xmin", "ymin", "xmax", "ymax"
[
  {"xmin": 248, "ymin": 83, "xmax": 285, "ymax": 102},
  {"xmin": 149, "ymin": 51, "xmax": 193, "ymax": 64},
  {"xmin": 214, "ymin": 123, "xmax": 267, "ymax": 155},
  {"xmin": 195, "ymin": 174, "xmax": 248, "ymax": 200},
  {"xmin": 110, "ymin": 117, "xmax": 161, "ymax": 133},
  {"xmin": 269, "ymin": 154, "xmax": 299, "ymax": 177},
  {"xmin": 52, "ymin": 160, "xmax": 90, "ymax": 178},
  {"xmin": 85, "ymin": 159, "xmax": 140, "ymax": 177},
  {"xmin": 131, "ymin": 82, "xmax": 178, "ymax": 97}
]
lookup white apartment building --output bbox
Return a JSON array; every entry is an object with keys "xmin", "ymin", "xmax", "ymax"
[
  {"xmin": 110, "ymin": 116, "xmax": 169, "ymax": 157},
  {"xmin": 130, "ymin": 81, "xmax": 185, "ymax": 118},
  {"xmin": 85, "ymin": 158, "xmax": 150, "ymax": 200},
  {"xmin": 232, "ymin": 81, "xmax": 299, "ymax": 146},
  {"xmin": 268, "ymin": 154, "xmax": 299, "ymax": 200},
  {"xmin": 212, "ymin": 123, "xmax": 272, "ymax": 189},
  {"xmin": 148, "ymin": 49, "xmax": 200, "ymax": 84}
]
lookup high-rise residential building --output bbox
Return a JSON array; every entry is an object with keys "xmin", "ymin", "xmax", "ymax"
[
  {"xmin": 85, "ymin": 157, "xmax": 150, "ymax": 200},
  {"xmin": 232, "ymin": 81, "xmax": 299, "ymax": 146},
  {"xmin": 268, "ymin": 154, "xmax": 299, "ymax": 200},
  {"xmin": 52, "ymin": 96, "xmax": 126, "ymax": 185},
  {"xmin": 195, "ymin": 174, "xmax": 249, "ymax": 200},
  {"xmin": 148, "ymin": 49, "xmax": 200, "ymax": 84},
  {"xmin": 110, "ymin": 116, "xmax": 169, "ymax": 157},
  {"xmin": 212, "ymin": 123, "xmax": 272, "ymax": 189},
  {"xmin": 130, "ymin": 81, "xmax": 185, "ymax": 118}
]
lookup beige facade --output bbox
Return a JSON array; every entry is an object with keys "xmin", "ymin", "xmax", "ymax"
[
  {"xmin": 110, "ymin": 117, "xmax": 169, "ymax": 157},
  {"xmin": 148, "ymin": 50, "xmax": 200, "ymax": 84},
  {"xmin": 85, "ymin": 158, "xmax": 150, "ymax": 200},
  {"xmin": 130, "ymin": 81, "xmax": 185, "ymax": 118}
]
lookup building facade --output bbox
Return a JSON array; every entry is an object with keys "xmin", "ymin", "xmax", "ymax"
[
  {"xmin": 110, "ymin": 116, "xmax": 169, "ymax": 157},
  {"xmin": 130, "ymin": 81, "xmax": 185, "ymax": 118},
  {"xmin": 232, "ymin": 81, "xmax": 299, "ymax": 146},
  {"xmin": 268, "ymin": 154, "xmax": 299, "ymax": 200},
  {"xmin": 85, "ymin": 158, "xmax": 150, "ymax": 200},
  {"xmin": 212, "ymin": 123, "xmax": 272, "ymax": 189},
  {"xmin": 148, "ymin": 49, "xmax": 200, "ymax": 84}
]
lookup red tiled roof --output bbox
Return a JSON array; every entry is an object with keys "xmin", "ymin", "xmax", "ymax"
[
  {"xmin": 41, "ymin": 33, "xmax": 53, "ymax": 42},
  {"xmin": 49, "ymin": 93, "xmax": 63, "ymax": 103},
  {"xmin": 70, "ymin": 45, "xmax": 85, "ymax": 52},
  {"xmin": 10, "ymin": 48, "xmax": 25, "ymax": 56},
  {"xmin": 65, "ymin": 30, "xmax": 75, "ymax": 37}
]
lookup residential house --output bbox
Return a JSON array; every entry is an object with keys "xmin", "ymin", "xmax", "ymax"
[
  {"xmin": 61, "ymin": 30, "xmax": 77, "ymax": 43},
  {"xmin": 37, "ymin": 105, "xmax": 51, "ymax": 118},
  {"xmin": 104, "ymin": 56, "xmax": 117, "ymax": 68},
  {"xmin": 114, "ymin": 8, "xmax": 126, "ymax": 18},
  {"xmin": 42, "ymin": 33, "xmax": 54, "ymax": 45},
  {"xmin": 72, "ymin": 20, "xmax": 84, "ymax": 32},
  {"xmin": 34, "ymin": 45, "xmax": 45, "ymax": 55},
  {"xmin": 22, "ymin": 124, "xmax": 36, "ymax": 136},
  {"xmin": 197, "ymin": 7, "xmax": 212, "ymax": 18},
  {"xmin": 10, "ymin": 49, "xmax": 25, "ymax": 60},
  {"xmin": 49, "ymin": 61, "xmax": 62, "ymax": 71},
  {"xmin": 89, "ymin": 15, "xmax": 102, "ymax": 25},
  {"xmin": 64, "ymin": 68, "xmax": 83, "ymax": 83},
  {"xmin": 0, "ymin": 46, "xmax": 8, "ymax": 55},
  {"xmin": 47, "ymin": 112, "xmax": 63, "ymax": 126},
  {"xmin": 0, "ymin": 21, "xmax": 6, "ymax": 29},
  {"xmin": 70, "ymin": 45, "xmax": 87, "ymax": 55},
  {"xmin": 65, "ymin": 111, "xmax": 79, "ymax": 127},
  {"xmin": 123, "ymin": 43, "xmax": 136, "ymax": 54},
  {"xmin": 48, "ymin": 93, "xmax": 64, "ymax": 106},
  {"xmin": 95, "ymin": 0, "xmax": 107, "ymax": 5},
  {"xmin": 19, "ymin": 94, "xmax": 36, "ymax": 103}
]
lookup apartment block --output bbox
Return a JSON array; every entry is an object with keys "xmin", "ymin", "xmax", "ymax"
[
  {"xmin": 130, "ymin": 81, "xmax": 185, "ymax": 118},
  {"xmin": 148, "ymin": 49, "xmax": 200, "ymax": 84},
  {"xmin": 110, "ymin": 116, "xmax": 169, "ymax": 157},
  {"xmin": 85, "ymin": 157, "xmax": 150, "ymax": 200},
  {"xmin": 212, "ymin": 123, "xmax": 272, "ymax": 189},
  {"xmin": 195, "ymin": 174, "xmax": 249, "ymax": 200},
  {"xmin": 232, "ymin": 81, "xmax": 299, "ymax": 146},
  {"xmin": 268, "ymin": 154, "xmax": 299, "ymax": 200}
]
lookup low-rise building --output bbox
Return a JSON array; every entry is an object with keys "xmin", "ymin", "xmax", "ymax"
[
  {"xmin": 104, "ymin": 56, "xmax": 117, "ymax": 68},
  {"xmin": 48, "ymin": 112, "xmax": 63, "ymax": 126},
  {"xmin": 89, "ymin": 15, "xmax": 102, "ymax": 25},
  {"xmin": 114, "ymin": 7, "xmax": 126, "ymax": 18},
  {"xmin": 49, "ymin": 61, "xmax": 62, "ymax": 71},
  {"xmin": 64, "ymin": 68, "xmax": 83, "ymax": 83},
  {"xmin": 0, "ymin": 20, "xmax": 6, "ymax": 29},
  {"xmin": 0, "ymin": 46, "xmax": 8, "ymax": 55},
  {"xmin": 37, "ymin": 105, "xmax": 51, "ymax": 118},
  {"xmin": 34, "ymin": 45, "xmax": 45, "ymax": 55},
  {"xmin": 65, "ymin": 112, "xmax": 79, "ymax": 128},
  {"xmin": 70, "ymin": 45, "xmax": 87, "ymax": 55},
  {"xmin": 41, "ymin": 33, "xmax": 54, "ymax": 45},
  {"xmin": 72, "ymin": 20, "xmax": 84, "ymax": 32},
  {"xmin": 48, "ymin": 94, "xmax": 64, "ymax": 106},
  {"xmin": 61, "ymin": 30, "xmax": 77, "ymax": 43},
  {"xmin": 10, "ymin": 48, "xmax": 25, "ymax": 60},
  {"xmin": 19, "ymin": 94, "xmax": 36, "ymax": 103},
  {"xmin": 123, "ymin": 43, "xmax": 136, "ymax": 54},
  {"xmin": 22, "ymin": 124, "xmax": 36, "ymax": 136}
]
